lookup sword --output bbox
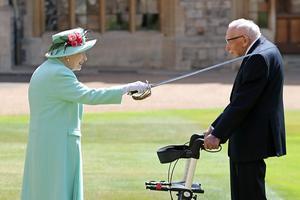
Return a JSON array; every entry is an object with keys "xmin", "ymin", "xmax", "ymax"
[{"xmin": 131, "ymin": 47, "xmax": 274, "ymax": 100}]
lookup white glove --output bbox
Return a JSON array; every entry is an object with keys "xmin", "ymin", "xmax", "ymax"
[{"xmin": 122, "ymin": 81, "xmax": 150, "ymax": 95}]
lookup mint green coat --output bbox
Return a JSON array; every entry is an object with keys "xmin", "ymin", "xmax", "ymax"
[{"xmin": 21, "ymin": 58, "xmax": 123, "ymax": 200}]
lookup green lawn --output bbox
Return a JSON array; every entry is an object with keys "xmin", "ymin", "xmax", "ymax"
[{"xmin": 0, "ymin": 109, "xmax": 299, "ymax": 200}]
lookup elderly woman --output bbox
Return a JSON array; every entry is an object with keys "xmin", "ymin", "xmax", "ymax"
[{"xmin": 21, "ymin": 28, "xmax": 149, "ymax": 200}]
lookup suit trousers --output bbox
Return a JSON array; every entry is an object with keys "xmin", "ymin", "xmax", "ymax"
[{"xmin": 230, "ymin": 159, "xmax": 267, "ymax": 200}]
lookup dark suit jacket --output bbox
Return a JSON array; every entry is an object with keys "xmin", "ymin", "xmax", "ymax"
[{"xmin": 211, "ymin": 36, "xmax": 286, "ymax": 162}]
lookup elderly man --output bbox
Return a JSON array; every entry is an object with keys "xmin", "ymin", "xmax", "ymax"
[{"xmin": 204, "ymin": 19, "xmax": 286, "ymax": 200}]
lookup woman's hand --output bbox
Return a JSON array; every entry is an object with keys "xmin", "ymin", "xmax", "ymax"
[{"xmin": 123, "ymin": 81, "xmax": 150, "ymax": 94}]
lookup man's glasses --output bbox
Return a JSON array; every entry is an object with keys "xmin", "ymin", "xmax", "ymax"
[{"xmin": 226, "ymin": 35, "xmax": 244, "ymax": 43}]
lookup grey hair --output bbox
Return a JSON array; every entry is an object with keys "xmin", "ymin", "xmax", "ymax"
[{"xmin": 228, "ymin": 18, "xmax": 261, "ymax": 42}]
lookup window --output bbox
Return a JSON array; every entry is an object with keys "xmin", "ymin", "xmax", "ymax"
[
  {"xmin": 248, "ymin": 0, "xmax": 271, "ymax": 29},
  {"xmin": 45, "ymin": 0, "xmax": 58, "ymax": 31},
  {"xmin": 37, "ymin": 0, "xmax": 161, "ymax": 35},
  {"xmin": 106, "ymin": 0, "xmax": 129, "ymax": 30},
  {"xmin": 257, "ymin": 0, "xmax": 269, "ymax": 28},
  {"xmin": 136, "ymin": 0, "xmax": 159, "ymax": 30}
]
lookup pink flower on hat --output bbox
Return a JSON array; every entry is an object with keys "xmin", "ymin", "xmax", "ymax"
[
  {"xmin": 68, "ymin": 33, "xmax": 76, "ymax": 42},
  {"xmin": 75, "ymin": 32, "xmax": 83, "ymax": 44},
  {"xmin": 67, "ymin": 32, "xmax": 83, "ymax": 47}
]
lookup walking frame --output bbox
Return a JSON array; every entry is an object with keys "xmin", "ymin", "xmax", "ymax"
[{"xmin": 145, "ymin": 133, "xmax": 221, "ymax": 200}]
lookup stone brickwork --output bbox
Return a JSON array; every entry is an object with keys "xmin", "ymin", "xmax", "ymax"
[
  {"xmin": 292, "ymin": 0, "xmax": 300, "ymax": 13},
  {"xmin": 0, "ymin": 0, "xmax": 8, "ymax": 7},
  {"xmin": 178, "ymin": 0, "xmax": 231, "ymax": 69},
  {"xmin": 3, "ymin": 0, "xmax": 300, "ymax": 73},
  {"xmin": 19, "ymin": 0, "xmax": 232, "ymax": 71},
  {"xmin": 0, "ymin": 5, "xmax": 12, "ymax": 72}
]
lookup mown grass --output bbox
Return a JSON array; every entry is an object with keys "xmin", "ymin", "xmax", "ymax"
[{"xmin": 0, "ymin": 109, "xmax": 299, "ymax": 200}]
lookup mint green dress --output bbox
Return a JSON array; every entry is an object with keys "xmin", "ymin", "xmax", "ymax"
[{"xmin": 21, "ymin": 58, "xmax": 123, "ymax": 200}]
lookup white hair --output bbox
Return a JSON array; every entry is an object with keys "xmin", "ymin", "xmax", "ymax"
[{"xmin": 228, "ymin": 18, "xmax": 261, "ymax": 41}]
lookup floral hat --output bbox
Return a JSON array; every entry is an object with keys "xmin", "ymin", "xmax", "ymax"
[{"xmin": 45, "ymin": 27, "xmax": 97, "ymax": 58}]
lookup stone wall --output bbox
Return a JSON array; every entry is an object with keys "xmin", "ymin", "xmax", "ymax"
[
  {"xmin": 19, "ymin": 0, "xmax": 232, "ymax": 71},
  {"xmin": 6, "ymin": 0, "xmax": 290, "ymax": 73},
  {"xmin": 0, "ymin": 0, "xmax": 8, "ymax": 6},
  {"xmin": 22, "ymin": 31, "xmax": 163, "ymax": 70},
  {"xmin": 83, "ymin": 31, "xmax": 163, "ymax": 70},
  {"xmin": 0, "ymin": 4, "xmax": 13, "ymax": 72},
  {"xmin": 291, "ymin": 0, "xmax": 300, "ymax": 13},
  {"xmin": 178, "ymin": 0, "xmax": 232, "ymax": 69},
  {"xmin": 3, "ymin": 0, "xmax": 300, "ymax": 73}
]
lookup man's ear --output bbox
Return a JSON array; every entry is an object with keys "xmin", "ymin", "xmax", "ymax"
[{"xmin": 242, "ymin": 36, "xmax": 251, "ymax": 48}]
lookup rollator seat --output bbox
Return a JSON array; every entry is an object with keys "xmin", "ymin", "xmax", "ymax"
[
  {"xmin": 157, "ymin": 134, "xmax": 205, "ymax": 164},
  {"xmin": 157, "ymin": 145, "xmax": 192, "ymax": 164}
]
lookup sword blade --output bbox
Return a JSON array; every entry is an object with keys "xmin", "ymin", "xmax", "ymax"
[{"xmin": 151, "ymin": 47, "xmax": 273, "ymax": 88}]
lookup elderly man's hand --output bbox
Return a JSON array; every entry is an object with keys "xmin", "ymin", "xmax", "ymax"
[
  {"xmin": 204, "ymin": 134, "xmax": 220, "ymax": 150},
  {"xmin": 204, "ymin": 126, "xmax": 214, "ymax": 139}
]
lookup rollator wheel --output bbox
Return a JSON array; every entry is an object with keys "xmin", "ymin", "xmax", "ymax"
[
  {"xmin": 177, "ymin": 190, "xmax": 193, "ymax": 200},
  {"xmin": 183, "ymin": 191, "xmax": 192, "ymax": 198}
]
